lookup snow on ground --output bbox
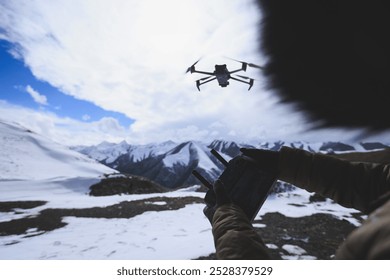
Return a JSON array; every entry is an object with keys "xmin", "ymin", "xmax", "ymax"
[
  {"xmin": 281, "ymin": 245, "xmax": 316, "ymax": 260},
  {"xmin": 0, "ymin": 204, "xmax": 213, "ymax": 260},
  {"xmin": 258, "ymin": 187, "xmax": 362, "ymax": 226},
  {"xmin": 0, "ymin": 176, "xmax": 363, "ymax": 260},
  {"xmin": 0, "ymin": 178, "xmax": 213, "ymax": 259}
]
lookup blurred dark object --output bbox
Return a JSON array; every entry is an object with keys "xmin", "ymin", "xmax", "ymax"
[{"xmin": 257, "ymin": 0, "xmax": 390, "ymax": 131}]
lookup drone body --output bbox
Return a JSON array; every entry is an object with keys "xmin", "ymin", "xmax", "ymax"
[{"xmin": 186, "ymin": 58, "xmax": 263, "ymax": 91}]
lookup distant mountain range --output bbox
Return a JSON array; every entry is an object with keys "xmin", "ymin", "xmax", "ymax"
[
  {"xmin": 73, "ymin": 140, "xmax": 390, "ymax": 189},
  {"xmin": 3, "ymin": 117, "xmax": 387, "ymax": 191}
]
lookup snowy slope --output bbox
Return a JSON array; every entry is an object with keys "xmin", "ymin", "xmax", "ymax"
[
  {"xmin": 0, "ymin": 182, "xmax": 361, "ymax": 260},
  {"xmin": 74, "ymin": 140, "xmax": 177, "ymax": 165},
  {"xmin": 0, "ymin": 120, "xmax": 116, "ymax": 180},
  {"xmin": 162, "ymin": 142, "xmax": 191, "ymax": 167},
  {"xmin": 129, "ymin": 141, "xmax": 177, "ymax": 162},
  {"xmin": 73, "ymin": 141, "xmax": 131, "ymax": 164}
]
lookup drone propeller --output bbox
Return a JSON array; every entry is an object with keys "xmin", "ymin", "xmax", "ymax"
[
  {"xmin": 246, "ymin": 62, "xmax": 264, "ymax": 69},
  {"xmin": 225, "ymin": 57, "xmax": 264, "ymax": 70},
  {"xmin": 185, "ymin": 58, "xmax": 201, "ymax": 73}
]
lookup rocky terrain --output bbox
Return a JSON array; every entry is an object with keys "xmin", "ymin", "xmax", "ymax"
[{"xmin": 0, "ymin": 190, "xmax": 363, "ymax": 260}]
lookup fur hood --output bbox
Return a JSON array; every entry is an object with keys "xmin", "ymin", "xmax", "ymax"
[{"xmin": 257, "ymin": 0, "xmax": 390, "ymax": 131}]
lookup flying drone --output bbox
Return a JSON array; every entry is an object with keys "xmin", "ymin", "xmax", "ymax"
[{"xmin": 185, "ymin": 58, "xmax": 263, "ymax": 91}]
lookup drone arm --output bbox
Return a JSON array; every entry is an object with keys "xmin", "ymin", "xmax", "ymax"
[
  {"xmin": 196, "ymin": 76, "xmax": 217, "ymax": 91},
  {"xmin": 192, "ymin": 69, "xmax": 215, "ymax": 75},
  {"xmin": 228, "ymin": 62, "xmax": 248, "ymax": 75},
  {"xmin": 229, "ymin": 64, "xmax": 248, "ymax": 75},
  {"xmin": 229, "ymin": 68, "xmax": 245, "ymax": 75}
]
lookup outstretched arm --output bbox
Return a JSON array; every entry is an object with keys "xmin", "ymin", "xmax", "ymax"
[{"xmin": 278, "ymin": 147, "xmax": 390, "ymax": 213}]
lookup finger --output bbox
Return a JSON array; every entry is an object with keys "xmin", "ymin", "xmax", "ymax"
[
  {"xmin": 203, "ymin": 205, "xmax": 215, "ymax": 224},
  {"xmin": 240, "ymin": 148, "xmax": 263, "ymax": 159},
  {"xmin": 204, "ymin": 189, "xmax": 216, "ymax": 206},
  {"xmin": 214, "ymin": 180, "xmax": 231, "ymax": 206},
  {"xmin": 213, "ymin": 179, "xmax": 224, "ymax": 196}
]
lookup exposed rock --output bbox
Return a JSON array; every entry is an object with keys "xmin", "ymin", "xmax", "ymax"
[{"xmin": 89, "ymin": 174, "xmax": 168, "ymax": 196}]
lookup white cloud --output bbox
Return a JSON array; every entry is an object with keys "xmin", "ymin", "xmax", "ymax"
[
  {"xmin": 25, "ymin": 85, "xmax": 48, "ymax": 105},
  {"xmin": 1, "ymin": 0, "xmax": 389, "ymax": 145},
  {"xmin": 82, "ymin": 114, "xmax": 90, "ymax": 121},
  {"xmin": 0, "ymin": 0, "xmax": 287, "ymax": 143},
  {"xmin": 0, "ymin": 101, "xmax": 128, "ymax": 146},
  {"xmin": 1, "ymin": 100, "xmax": 390, "ymax": 147}
]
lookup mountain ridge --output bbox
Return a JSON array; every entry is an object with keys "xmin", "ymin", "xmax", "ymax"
[{"xmin": 73, "ymin": 139, "xmax": 390, "ymax": 189}]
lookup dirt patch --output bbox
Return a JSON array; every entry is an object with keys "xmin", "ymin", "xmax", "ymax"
[
  {"xmin": 89, "ymin": 175, "xmax": 168, "ymax": 196},
  {"xmin": 0, "ymin": 201, "xmax": 47, "ymax": 212},
  {"xmin": 255, "ymin": 212, "xmax": 362, "ymax": 259},
  {"xmin": 196, "ymin": 211, "xmax": 363, "ymax": 260},
  {"xmin": 0, "ymin": 196, "xmax": 203, "ymax": 236}
]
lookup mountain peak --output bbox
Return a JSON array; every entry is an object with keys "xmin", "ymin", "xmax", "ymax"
[{"xmin": 208, "ymin": 139, "xmax": 240, "ymax": 157}]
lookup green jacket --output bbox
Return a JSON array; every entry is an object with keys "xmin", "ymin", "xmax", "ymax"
[{"xmin": 212, "ymin": 147, "xmax": 390, "ymax": 259}]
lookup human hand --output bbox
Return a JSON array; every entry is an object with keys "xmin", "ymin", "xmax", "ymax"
[
  {"xmin": 239, "ymin": 148, "xmax": 280, "ymax": 175},
  {"xmin": 203, "ymin": 180, "xmax": 231, "ymax": 224}
]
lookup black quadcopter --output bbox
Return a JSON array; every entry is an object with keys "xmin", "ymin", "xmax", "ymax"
[{"xmin": 185, "ymin": 58, "xmax": 263, "ymax": 91}]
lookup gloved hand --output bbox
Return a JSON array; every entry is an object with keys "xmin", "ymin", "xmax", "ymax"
[
  {"xmin": 240, "ymin": 148, "xmax": 280, "ymax": 175},
  {"xmin": 203, "ymin": 180, "xmax": 231, "ymax": 224}
]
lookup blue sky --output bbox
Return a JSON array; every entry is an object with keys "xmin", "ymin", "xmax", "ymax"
[
  {"xmin": 0, "ymin": 40, "xmax": 134, "ymax": 126},
  {"xmin": 1, "ymin": 0, "xmax": 387, "ymax": 146}
]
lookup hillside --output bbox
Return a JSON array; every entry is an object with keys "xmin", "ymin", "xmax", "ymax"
[{"xmin": 0, "ymin": 120, "xmax": 116, "ymax": 180}]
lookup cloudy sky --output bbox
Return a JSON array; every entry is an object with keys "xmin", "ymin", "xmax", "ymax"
[{"xmin": 0, "ymin": 0, "xmax": 387, "ymax": 146}]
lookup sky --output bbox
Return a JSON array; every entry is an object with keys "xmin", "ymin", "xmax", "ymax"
[{"xmin": 0, "ymin": 0, "xmax": 389, "ymax": 146}]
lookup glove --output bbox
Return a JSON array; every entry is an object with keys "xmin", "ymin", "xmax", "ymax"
[
  {"xmin": 203, "ymin": 180, "xmax": 231, "ymax": 224},
  {"xmin": 240, "ymin": 148, "xmax": 280, "ymax": 175}
]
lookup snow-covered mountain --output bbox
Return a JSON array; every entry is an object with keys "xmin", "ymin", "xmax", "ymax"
[
  {"xmin": 74, "ymin": 139, "xmax": 390, "ymax": 189},
  {"xmin": 0, "ymin": 121, "xmax": 381, "ymax": 260},
  {"xmin": 0, "ymin": 120, "xmax": 116, "ymax": 180}
]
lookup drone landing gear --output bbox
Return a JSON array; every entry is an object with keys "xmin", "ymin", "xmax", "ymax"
[{"xmin": 230, "ymin": 76, "xmax": 254, "ymax": 91}]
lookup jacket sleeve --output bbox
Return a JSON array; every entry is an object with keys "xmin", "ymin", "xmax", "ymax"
[
  {"xmin": 212, "ymin": 203, "xmax": 271, "ymax": 260},
  {"xmin": 335, "ymin": 200, "xmax": 390, "ymax": 259},
  {"xmin": 278, "ymin": 147, "xmax": 390, "ymax": 213}
]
